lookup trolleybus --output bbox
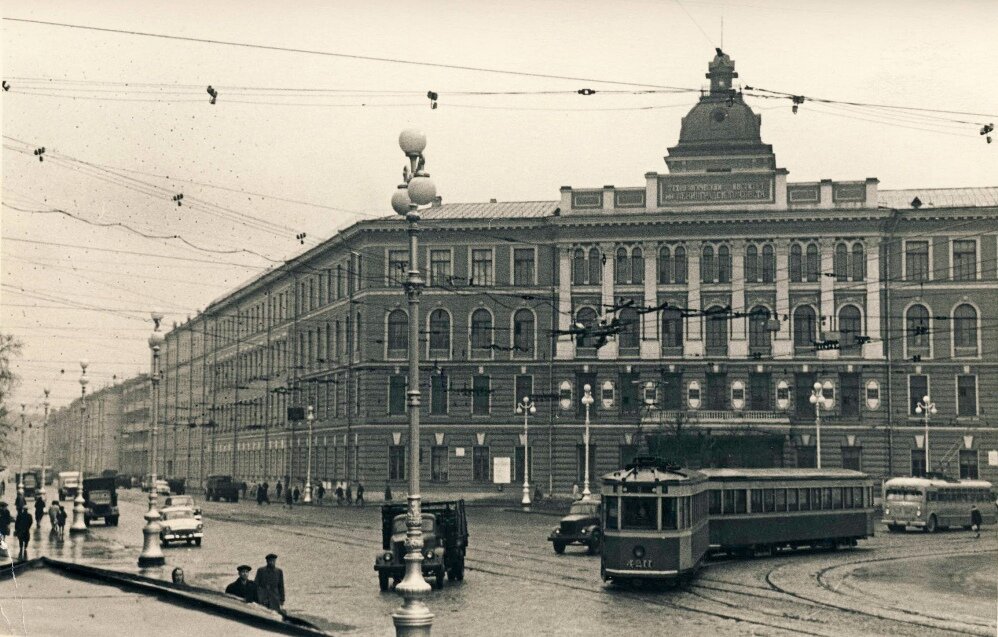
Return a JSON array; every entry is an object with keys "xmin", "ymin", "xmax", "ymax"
[{"xmin": 883, "ymin": 476, "xmax": 995, "ymax": 533}]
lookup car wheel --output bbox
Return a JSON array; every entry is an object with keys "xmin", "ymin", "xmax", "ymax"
[
  {"xmin": 587, "ymin": 530, "xmax": 602, "ymax": 555},
  {"xmin": 160, "ymin": 540, "xmax": 168, "ymax": 548},
  {"xmin": 379, "ymin": 572, "xmax": 390, "ymax": 592},
  {"xmin": 553, "ymin": 541, "xmax": 566, "ymax": 555},
  {"xmin": 194, "ymin": 538, "xmax": 202, "ymax": 547},
  {"xmin": 434, "ymin": 570, "xmax": 445, "ymax": 590}
]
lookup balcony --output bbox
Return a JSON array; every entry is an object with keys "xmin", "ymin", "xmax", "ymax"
[{"xmin": 642, "ymin": 410, "xmax": 790, "ymax": 426}]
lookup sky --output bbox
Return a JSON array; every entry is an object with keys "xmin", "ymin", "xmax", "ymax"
[{"xmin": 2, "ymin": 0, "xmax": 996, "ymax": 410}]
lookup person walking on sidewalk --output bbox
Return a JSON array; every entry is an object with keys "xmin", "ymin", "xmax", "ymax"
[
  {"xmin": 971, "ymin": 504, "xmax": 983, "ymax": 539},
  {"xmin": 34, "ymin": 495, "xmax": 46, "ymax": 528},
  {"xmin": 14, "ymin": 505, "xmax": 32, "ymax": 561},
  {"xmin": 0, "ymin": 502, "xmax": 11, "ymax": 539},
  {"xmin": 225, "ymin": 564, "xmax": 258, "ymax": 603},
  {"xmin": 275, "ymin": 480, "xmax": 283, "ymax": 500},
  {"xmin": 345, "ymin": 483, "xmax": 353, "ymax": 505},
  {"xmin": 262, "ymin": 481, "xmax": 270, "ymax": 504},
  {"xmin": 317, "ymin": 483, "xmax": 325, "ymax": 505},
  {"xmin": 56, "ymin": 503, "xmax": 67, "ymax": 536},
  {"xmin": 355, "ymin": 482, "xmax": 365, "ymax": 507},
  {"xmin": 48, "ymin": 500, "xmax": 59, "ymax": 536},
  {"xmin": 284, "ymin": 485, "xmax": 293, "ymax": 509}
]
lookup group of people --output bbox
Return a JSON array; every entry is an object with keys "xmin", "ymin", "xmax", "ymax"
[
  {"xmin": 222, "ymin": 553, "xmax": 286, "ymax": 613},
  {"xmin": 0, "ymin": 495, "xmax": 69, "ymax": 561},
  {"xmin": 252, "ymin": 479, "xmax": 366, "ymax": 508}
]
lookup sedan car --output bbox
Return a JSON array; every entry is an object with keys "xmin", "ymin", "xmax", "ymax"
[
  {"xmin": 159, "ymin": 506, "xmax": 204, "ymax": 547},
  {"xmin": 164, "ymin": 495, "xmax": 202, "ymax": 520}
]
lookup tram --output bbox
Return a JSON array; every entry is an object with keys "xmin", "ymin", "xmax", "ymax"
[
  {"xmin": 701, "ymin": 468, "xmax": 875, "ymax": 555},
  {"xmin": 599, "ymin": 457, "xmax": 709, "ymax": 584}
]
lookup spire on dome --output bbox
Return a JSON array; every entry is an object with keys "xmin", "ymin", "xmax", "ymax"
[{"xmin": 706, "ymin": 47, "xmax": 738, "ymax": 95}]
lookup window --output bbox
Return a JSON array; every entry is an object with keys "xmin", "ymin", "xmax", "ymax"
[
  {"xmin": 513, "ymin": 248, "xmax": 535, "ymax": 286},
  {"xmin": 793, "ymin": 306, "xmax": 817, "ymax": 352},
  {"xmin": 619, "ymin": 372, "xmax": 639, "ymax": 415},
  {"xmin": 576, "ymin": 307, "xmax": 599, "ymax": 352},
  {"xmin": 761, "ymin": 245, "xmax": 775, "ymax": 283},
  {"xmin": 957, "ymin": 375, "xmax": 977, "ymax": 417},
  {"xmin": 473, "ymin": 446, "xmax": 490, "ymax": 482},
  {"xmin": 661, "ymin": 308, "xmax": 683, "ymax": 349},
  {"xmin": 431, "ymin": 373, "xmax": 448, "ymax": 415},
  {"xmin": 908, "ymin": 375, "xmax": 928, "ymax": 416},
  {"xmin": 576, "ymin": 444, "xmax": 597, "ymax": 484},
  {"xmin": 701, "ymin": 245, "xmax": 715, "ymax": 283},
  {"xmin": 834, "ymin": 243, "xmax": 849, "ymax": 282},
  {"xmin": 718, "ymin": 245, "xmax": 731, "ymax": 283},
  {"xmin": 748, "ymin": 306, "xmax": 772, "ymax": 352},
  {"xmin": 389, "ymin": 375, "xmax": 407, "ymax": 415},
  {"xmin": 797, "ymin": 446, "xmax": 816, "ymax": 468},
  {"xmin": 789, "ymin": 244, "xmax": 803, "ymax": 282},
  {"xmin": 905, "ymin": 241, "xmax": 929, "ymax": 281},
  {"xmin": 805, "ymin": 243, "xmax": 820, "ymax": 282},
  {"xmin": 431, "ymin": 446, "xmax": 448, "ymax": 482},
  {"xmin": 514, "ymin": 374, "xmax": 533, "ymax": 406},
  {"xmin": 953, "ymin": 304, "xmax": 978, "ymax": 356},
  {"xmin": 430, "ymin": 250, "xmax": 452, "ymax": 286},
  {"xmin": 513, "ymin": 309, "xmax": 534, "ymax": 358},
  {"xmin": 472, "ymin": 375, "xmax": 490, "ymax": 415},
  {"xmin": 852, "ymin": 243, "xmax": 865, "ymax": 281},
  {"xmin": 588, "ymin": 248, "xmax": 602, "ymax": 286},
  {"xmin": 387, "ymin": 310, "xmax": 408, "ymax": 358},
  {"xmin": 953, "ymin": 239, "xmax": 976, "ymax": 280},
  {"xmin": 470, "ymin": 309, "xmax": 493, "ymax": 355},
  {"xmin": 674, "ymin": 247, "xmax": 687, "ymax": 283},
  {"xmin": 911, "ymin": 449, "xmax": 926, "ymax": 477},
  {"xmin": 618, "ymin": 307, "xmax": 639, "ymax": 350},
  {"xmin": 514, "ymin": 446, "xmax": 532, "ymax": 484},
  {"xmin": 428, "ymin": 309, "xmax": 450, "ymax": 356},
  {"xmin": 631, "ymin": 247, "xmax": 644, "ymax": 284},
  {"xmin": 842, "ymin": 447, "xmax": 862, "ymax": 471},
  {"xmin": 959, "ymin": 450, "xmax": 979, "ymax": 479},
  {"xmin": 705, "ymin": 308, "xmax": 727, "ymax": 354},
  {"xmin": 471, "ymin": 249, "xmax": 494, "ymax": 286},
  {"xmin": 621, "ymin": 497, "xmax": 657, "ymax": 530},
  {"xmin": 572, "ymin": 248, "xmax": 586, "ymax": 285},
  {"xmin": 906, "ymin": 305, "xmax": 930, "ymax": 356},
  {"xmin": 658, "ymin": 246, "xmax": 672, "ymax": 284},
  {"xmin": 388, "ymin": 250, "xmax": 408, "ymax": 285},
  {"xmin": 615, "ymin": 247, "xmax": 630, "ymax": 284},
  {"xmin": 839, "ymin": 305, "xmax": 862, "ymax": 353},
  {"xmin": 388, "ymin": 445, "xmax": 405, "ymax": 480},
  {"xmin": 749, "ymin": 373, "xmax": 771, "ymax": 410},
  {"xmin": 745, "ymin": 245, "xmax": 759, "ymax": 282}
]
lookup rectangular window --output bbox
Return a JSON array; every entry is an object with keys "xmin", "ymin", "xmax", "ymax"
[
  {"xmin": 621, "ymin": 497, "xmax": 657, "ymax": 530},
  {"xmin": 473, "ymin": 446, "xmax": 490, "ymax": 482},
  {"xmin": 799, "ymin": 488, "xmax": 811, "ymax": 511},
  {"xmin": 472, "ymin": 375, "xmax": 490, "ymax": 415},
  {"xmin": 514, "ymin": 375, "xmax": 533, "ymax": 408},
  {"xmin": 431, "ymin": 374, "xmax": 448, "ymax": 415},
  {"xmin": 471, "ymin": 249, "xmax": 494, "ymax": 286},
  {"xmin": 904, "ymin": 241, "xmax": 930, "ymax": 281},
  {"xmin": 388, "ymin": 445, "xmax": 405, "ymax": 481},
  {"xmin": 911, "ymin": 449, "xmax": 926, "ymax": 478},
  {"xmin": 389, "ymin": 375, "xmax": 407, "ymax": 415},
  {"xmin": 430, "ymin": 250, "xmax": 452, "ymax": 286},
  {"xmin": 909, "ymin": 375, "xmax": 928, "ymax": 416},
  {"xmin": 775, "ymin": 488, "xmax": 786, "ymax": 511},
  {"xmin": 959, "ymin": 450, "xmax": 979, "ymax": 479},
  {"xmin": 749, "ymin": 373, "xmax": 772, "ymax": 411},
  {"xmin": 842, "ymin": 447, "xmax": 862, "ymax": 471},
  {"xmin": 952, "ymin": 239, "xmax": 977, "ymax": 280},
  {"xmin": 750, "ymin": 489, "xmax": 763, "ymax": 512},
  {"xmin": 620, "ymin": 372, "xmax": 639, "ymax": 415},
  {"xmin": 787, "ymin": 488, "xmax": 799, "ymax": 512},
  {"xmin": 388, "ymin": 250, "xmax": 409, "ymax": 285},
  {"xmin": 431, "ymin": 446, "xmax": 449, "ymax": 482},
  {"xmin": 513, "ymin": 248, "xmax": 535, "ymax": 286},
  {"xmin": 957, "ymin": 375, "xmax": 977, "ymax": 417},
  {"xmin": 709, "ymin": 490, "xmax": 721, "ymax": 515}
]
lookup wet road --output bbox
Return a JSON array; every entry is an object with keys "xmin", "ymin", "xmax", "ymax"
[{"xmin": 6, "ymin": 490, "xmax": 997, "ymax": 636}]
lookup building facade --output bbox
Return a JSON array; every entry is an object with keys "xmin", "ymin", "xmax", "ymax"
[{"xmin": 149, "ymin": 51, "xmax": 997, "ymax": 493}]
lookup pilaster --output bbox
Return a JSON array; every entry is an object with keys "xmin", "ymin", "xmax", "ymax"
[
  {"xmin": 818, "ymin": 238, "xmax": 838, "ymax": 360},
  {"xmin": 729, "ymin": 240, "xmax": 748, "ymax": 358},
  {"xmin": 599, "ymin": 244, "xmax": 619, "ymax": 359},
  {"xmin": 640, "ymin": 243, "xmax": 659, "ymax": 359},
  {"xmin": 773, "ymin": 241, "xmax": 793, "ymax": 358},
  {"xmin": 863, "ymin": 239, "xmax": 883, "ymax": 359},
  {"xmin": 556, "ymin": 247, "xmax": 574, "ymax": 359},
  {"xmin": 684, "ymin": 241, "xmax": 704, "ymax": 358}
]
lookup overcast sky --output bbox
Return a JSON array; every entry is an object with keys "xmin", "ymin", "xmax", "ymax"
[{"xmin": 3, "ymin": 0, "xmax": 996, "ymax": 410}]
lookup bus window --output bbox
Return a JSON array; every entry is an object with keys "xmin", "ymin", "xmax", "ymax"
[
  {"xmin": 605, "ymin": 497, "xmax": 619, "ymax": 530},
  {"xmin": 775, "ymin": 489, "xmax": 787, "ymax": 511},
  {"xmin": 662, "ymin": 498, "xmax": 677, "ymax": 530},
  {"xmin": 832, "ymin": 488, "xmax": 843, "ymax": 509},
  {"xmin": 621, "ymin": 497, "xmax": 657, "ymax": 530},
  {"xmin": 763, "ymin": 489, "xmax": 776, "ymax": 513},
  {"xmin": 887, "ymin": 488, "xmax": 923, "ymax": 502},
  {"xmin": 787, "ymin": 488, "xmax": 799, "ymax": 511},
  {"xmin": 709, "ymin": 490, "xmax": 721, "ymax": 515},
  {"xmin": 751, "ymin": 489, "xmax": 762, "ymax": 512},
  {"xmin": 734, "ymin": 489, "xmax": 747, "ymax": 514}
]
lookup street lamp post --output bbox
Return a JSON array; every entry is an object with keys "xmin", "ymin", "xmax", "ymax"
[
  {"xmin": 808, "ymin": 381, "xmax": 832, "ymax": 469},
  {"xmin": 139, "ymin": 313, "xmax": 166, "ymax": 567},
  {"xmin": 304, "ymin": 406, "xmax": 314, "ymax": 504},
  {"xmin": 70, "ymin": 361, "xmax": 90, "ymax": 534},
  {"xmin": 40, "ymin": 389, "xmax": 50, "ymax": 499},
  {"xmin": 389, "ymin": 128, "xmax": 438, "ymax": 637},
  {"xmin": 17, "ymin": 403, "xmax": 27, "ymax": 498},
  {"xmin": 915, "ymin": 395, "xmax": 937, "ymax": 475},
  {"xmin": 581, "ymin": 384, "xmax": 595, "ymax": 499},
  {"xmin": 515, "ymin": 396, "xmax": 537, "ymax": 509}
]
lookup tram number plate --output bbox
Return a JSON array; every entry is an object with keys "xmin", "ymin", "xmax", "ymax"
[{"xmin": 625, "ymin": 559, "xmax": 653, "ymax": 569}]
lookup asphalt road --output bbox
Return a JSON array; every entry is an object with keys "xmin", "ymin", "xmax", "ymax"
[{"xmin": 5, "ymin": 490, "xmax": 996, "ymax": 636}]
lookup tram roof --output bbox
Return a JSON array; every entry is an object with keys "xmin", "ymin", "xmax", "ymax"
[
  {"xmin": 699, "ymin": 468, "xmax": 869, "ymax": 481},
  {"xmin": 602, "ymin": 465, "xmax": 706, "ymax": 484}
]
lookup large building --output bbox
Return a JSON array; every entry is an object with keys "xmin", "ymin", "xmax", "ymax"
[{"xmin": 149, "ymin": 51, "xmax": 997, "ymax": 493}]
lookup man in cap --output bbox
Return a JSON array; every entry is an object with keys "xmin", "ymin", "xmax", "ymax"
[
  {"xmin": 254, "ymin": 553, "xmax": 286, "ymax": 613},
  {"xmin": 225, "ymin": 564, "xmax": 258, "ymax": 603}
]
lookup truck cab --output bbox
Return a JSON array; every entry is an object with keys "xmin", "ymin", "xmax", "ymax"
[
  {"xmin": 82, "ymin": 477, "xmax": 119, "ymax": 526},
  {"xmin": 58, "ymin": 471, "xmax": 81, "ymax": 500},
  {"xmin": 549, "ymin": 498, "xmax": 602, "ymax": 554},
  {"xmin": 374, "ymin": 500, "xmax": 467, "ymax": 591}
]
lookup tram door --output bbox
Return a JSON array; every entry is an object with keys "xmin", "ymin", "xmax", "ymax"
[{"xmin": 794, "ymin": 373, "xmax": 816, "ymax": 420}]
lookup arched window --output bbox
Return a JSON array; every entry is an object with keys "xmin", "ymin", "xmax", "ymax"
[
  {"xmin": 513, "ymin": 309, "xmax": 535, "ymax": 358},
  {"xmin": 834, "ymin": 243, "xmax": 849, "ymax": 282},
  {"xmin": 615, "ymin": 247, "xmax": 630, "ymax": 284},
  {"xmin": 745, "ymin": 245, "xmax": 759, "ymax": 283},
  {"xmin": 428, "ymin": 309, "xmax": 451, "ymax": 355},
  {"xmin": 839, "ymin": 305, "xmax": 862, "ymax": 352},
  {"xmin": 661, "ymin": 308, "xmax": 683, "ymax": 349},
  {"xmin": 588, "ymin": 248, "xmax": 601, "ymax": 286},
  {"xmin": 470, "ymin": 309, "xmax": 493, "ymax": 354},
  {"xmin": 576, "ymin": 307, "xmax": 598, "ymax": 351},
  {"xmin": 852, "ymin": 243, "xmax": 865, "ymax": 281},
  {"xmin": 953, "ymin": 304, "xmax": 978, "ymax": 356},
  {"xmin": 749, "ymin": 306, "xmax": 771, "ymax": 351},
  {"xmin": 793, "ymin": 306, "xmax": 817, "ymax": 351},
  {"xmin": 762, "ymin": 244, "xmax": 775, "ymax": 283},
  {"xmin": 789, "ymin": 244, "xmax": 803, "ymax": 282},
  {"xmin": 618, "ymin": 307, "xmax": 639, "ymax": 350},
  {"xmin": 658, "ymin": 246, "xmax": 672, "ymax": 284},
  {"xmin": 805, "ymin": 243, "xmax": 820, "ymax": 282},
  {"xmin": 718, "ymin": 245, "xmax": 731, "ymax": 283},
  {"xmin": 572, "ymin": 248, "xmax": 586, "ymax": 285},
  {"xmin": 705, "ymin": 306, "xmax": 728, "ymax": 354},
  {"xmin": 702, "ymin": 245, "xmax": 716, "ymax": 283},
  {"xmin": 631, "ymin": 247, "xmax": 644, "ymax": 284},
  {"xmin": 387, "ymin": 309, "xmax": 408, "ymax": 357},
  {"xmin": 674, "ymin": 246, "xmax": 687, "ymax": 283},
  {"xmin": 906, "ymin": 304, "xmax": 930, "ymax": 354}
]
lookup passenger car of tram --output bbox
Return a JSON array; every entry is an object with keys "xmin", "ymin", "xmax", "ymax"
[
  {"xmin": 701, "ymin": 468, "xmax": 875, "ymax": 554},
  {"xmin": 599, "ymin": 458, "xmax": 709, "ymax": 583},
  {"xmin": 883, "ymin": 476, "xmax": 995, "ymax": 533}
]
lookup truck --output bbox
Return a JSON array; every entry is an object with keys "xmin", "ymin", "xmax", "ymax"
[
  {"xmin": 82, "ymin": 477, "xmax": 120, "ymax": 526},
  {"xmin": 58, "ymin": 471, "xmax": 81, "ymax": 500},
  {"xmin": 15, "ymin": 470, "xmax": 41, "ymax": 499},
  {"xmin": 204, "ymin": 475, "xmax": 240, "ymax": 502},
  {"xmin": 374, "ymin": 500, "xmax": 468, "ymax": 591}
]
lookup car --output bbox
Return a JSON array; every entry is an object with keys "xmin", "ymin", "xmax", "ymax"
[
  {"xmin": 549, "ymin": 498, "xmax": 602, "ymax": 554},
  {"xmin": 164, "ymin": 495, "xmax": 202, "ymax": 521},
  {"xmin": 158, "ymin": 506, "xmax": 204, "ymax": 547},
  {"xmin": 374, "ymin": 500, "xmax": 468, "ymax": 591}
]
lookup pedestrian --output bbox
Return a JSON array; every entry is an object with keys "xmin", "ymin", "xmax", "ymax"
[
  {"xmin": 225, "ymin": 564, "xmax": 258, "ymax": 603},
  {"xmin": 284, "ymin": 485, "xmax": 293, "ymax": 509},
  {"xmin": 534, "ymin": 484, "xmax": 544, "ymax": 502},
  {"xmin": 0, "ymin": 502, "xmax": 11, "ymax": 538},
  {"xmin": 262, "ymin": 481, "xmax": 270, "ymax": 504},
  {"xmin": 335, "ymin": 484, "xmax": 344, "ymax": 506},
  {"xmin": 56, "ymin": 503, "xmax": 67, "ymax": 536},
  {"xmin": 971, "ymin": 504, "xmax": 983, "ymax": 539},
  {"xmin": 317, "ymin": 483, "xmax": 325, "ymax": 504},
  {"xmin": 171, "ymin": 567, "xmax": 189, "ymax": 588},
  {"xmin": 256, "ymin": 483, "xmax": 265, "ymax": 506},
  {"xmin": 254, "ymin": 553, "xmax": 286, "ymax": 614},
  {"xmin": 384, "ymin": 482, "xmax": 393, "ymax": 502},
  {"xmin": 15, "ymin": 490, "xmax": 26, "ymax": 513},
  {"xmin": 14, "ymin": 505, "xmax": 32, "ymax": 561},
  {"xmin": 48, "ymin": 500, "xmax": 59, "ymax": 535},
  {"xmin": 293, "ymin": 486, "xmax": 300, "ymax": 503},
  {"xmin": 241, "ymin": 481, "xmax": 248, "ymax": 498},
  {"xmin": 355, "ymin": 482, "xmax": 364, "ymax": 507},
  {"xmin": 346, "ymin": 483, "xmax": 353, "ymax": 505},
  {"xmin": 275, "ymin": 480, "xmax": 283, "ymax": 500},
  {"xmin": 0, "ymin": 479, "xmax": 5, "ymax": 496},
  {"xmin": 34, "ymin": 495, "xmax": 46, "ymax": 528}
]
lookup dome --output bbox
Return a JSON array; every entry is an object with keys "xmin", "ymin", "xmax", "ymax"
[{"xmin": 677, "ymin": 98, "xmax": 762, "ymax": 146}]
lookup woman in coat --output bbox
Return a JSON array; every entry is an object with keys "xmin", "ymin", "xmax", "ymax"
[{"xmin": 14, "ymin": 506, "xmax": 33, "ymax": 560}]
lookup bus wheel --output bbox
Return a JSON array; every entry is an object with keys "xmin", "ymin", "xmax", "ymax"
[{"xmin": 926, "ymin": 515, "xmax": 938, "ymax": 533}]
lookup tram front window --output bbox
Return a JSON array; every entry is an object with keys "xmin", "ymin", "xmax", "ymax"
[{"xmin": 621, "ymin": 497, "xmax": 657, "ymax": 530}]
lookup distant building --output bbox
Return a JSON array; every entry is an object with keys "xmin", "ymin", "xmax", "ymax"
[
  {"xmin": 149, "ymin": 51, "xmax": 996, "ymax": 491},
  {"xmin": 45, "ymin": 378, "xmax": 133, "ymax": 477}
]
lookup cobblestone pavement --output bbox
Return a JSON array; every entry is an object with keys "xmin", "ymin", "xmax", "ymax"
[{"xmin": 3, "ymin": 490, "xmax": 995, "ymax": 636}]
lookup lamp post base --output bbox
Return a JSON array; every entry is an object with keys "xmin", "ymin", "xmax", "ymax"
[
  {"xmin": 521, "ymin": 481, "xmax": 531, "ymax": 510},
  {"xmin": 393, "ymin": 567, "xmax": 434, "ymax": 637},
  {"xmin": 69, "ymin": 493, "xmax": 88, "ymax": 534},
  {"xmin": 138, "ymin": 504, "xmax": 165, "ymax": 566},
  {"xmin": 303, "ymin": 480, "xmax": 312, "ymax": 504}
]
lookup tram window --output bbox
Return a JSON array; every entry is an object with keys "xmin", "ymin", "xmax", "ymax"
[
  {"xmin": 621, "ymin": 497, "xmax": 657, "ymax": 530},
  {"xmin": 810, "ymin": 488, "xmax": 821, "ymax": 509},
  {"xmin": 606, "ymin": 497, "xmax": 619, "ymax": 530},
  {"xmin": 844, "ymin": 487, "xmax": 853, "ymax": 508},
  {"xmin": 722, "ymin": 490, "xmax": 735, "ymax": 514},
  {"xmin": 763, "ymin": 489, "xmax": 776, "ymax": 513},
  {"xmin": 832, "ymin": 488, "xmax": 843, "ymax": 509},
  {"xmin": 709, "ymin": 490, "xmax": 722, "ymax": 515},
  {"xmin": 800, "ymin": 488, "xmax": 810, "ymax": 511},
  {"xmin": 821, "ymin": 488, "xmax": 833, "ymax": 509},
  {"xmin": 775, "ymin": 489, "xmax": 787, "ymax": 511},
  {"xmin": 751, "ymin": 490, "xmax": 762, "ymax": 513},
  {"xmin": 663, "ymin": 498, "xmax": 677, "ymax": 530},
  {"xmin": 787, "ymin": 488, "xmax": 799, "ymax": 511},
  {"xmin": 852, "ymin": 487, "xmax": 863, "ymax": 507},
  {"xmin": 735, "ymin": 490, "xmax": 747, "ymax": 514}
]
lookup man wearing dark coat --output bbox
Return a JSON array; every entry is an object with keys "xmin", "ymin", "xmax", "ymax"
[
  {"xmin": 0, "ymin": 502, "xmax": 12, "ymax": 538},
  {"xmin": 34, "ymin": 495, "xmax": 46, "ymax": 528},
  {"xmin": 255, "ymin": 553, "xmax": 286, "ymax": 613},
  {"xmin": 14, "ymin": 505, "xmax": 32, "ymax": 560},
  {"xmin": 225, "ymin": 564, "xmax": 259, "ymax": 603}
]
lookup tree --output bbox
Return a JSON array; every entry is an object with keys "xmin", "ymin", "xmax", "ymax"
[{"xmin": 0, "ymin": 333, "xmax": 25, "ymax": 460}]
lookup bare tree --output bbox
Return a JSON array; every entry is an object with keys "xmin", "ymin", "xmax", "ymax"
[{"xmin": 0, "ymin": 333, "xmax": 25, "ymax": 459}]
